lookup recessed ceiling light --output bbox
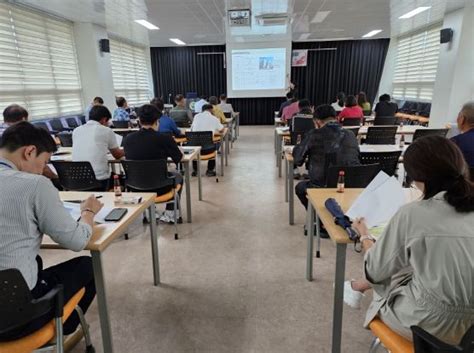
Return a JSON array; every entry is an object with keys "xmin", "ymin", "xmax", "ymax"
[
  {"xmin": 170, "ymin": 38, "xmax": 186, "ymax": 45},
  {"xmin": 311, "ymin": 11, "xmax": 331, "ymax": 23},
  {"xmin": 134, "ymin": 20, "xmax": 159, "ymax": 30},
  {"xmin": 399, "ymin": 6, "xmax": 431, "ymax": 19},
  {"xmin": 362, "ymin": 29, "xmax": 382, "ymax": 38},
  {"xmin": 298, "ymin": 33, "xmax": 311, "ymax": 40}
]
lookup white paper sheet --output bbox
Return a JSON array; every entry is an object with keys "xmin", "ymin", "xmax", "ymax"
[
  {"xmin": 115, "ymin": 133, "xmax": 123, "ymax": 146},
  {"xmin": 346, "ymin": 171, "xmax": 406, "ymax": 228},
  {"xmin": 63, "ymin": 202, "xmax": 113, "ymax": 224}
]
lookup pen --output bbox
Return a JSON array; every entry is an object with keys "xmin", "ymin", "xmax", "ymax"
[{"xmin": 66, "ymin": 195, "xmax": 103, "ymax": 203}]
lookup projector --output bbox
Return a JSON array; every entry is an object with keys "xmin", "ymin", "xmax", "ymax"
[{"xmin": 255, "ymin": 13, "xmax": 289, "ymax": 26}]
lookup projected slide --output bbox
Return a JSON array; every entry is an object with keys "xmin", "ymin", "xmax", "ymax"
[{"xmin": 231, "ymin": 48, "xmax": 286, "ymax": 91}]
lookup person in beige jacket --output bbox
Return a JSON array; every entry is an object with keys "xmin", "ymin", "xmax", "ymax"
[{"xmin": 344, "ymin": 136, "xmax": 474, "ymax": 345}]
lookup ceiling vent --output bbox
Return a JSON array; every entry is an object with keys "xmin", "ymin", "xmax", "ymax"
[{"xmin": 255, "ymin": 13, "xmax": 289, "ymax": 26}]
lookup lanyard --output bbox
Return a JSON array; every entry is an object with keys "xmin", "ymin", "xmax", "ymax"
[{"xmin": 0, "ymin": 162, "xmax": 13, "ymax": 170}]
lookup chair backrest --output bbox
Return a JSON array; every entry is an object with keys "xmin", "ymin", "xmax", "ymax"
[
  {"xmin": 51, "ymin": 161, "xmax": 103, "ymax": 191},
  {"xmin": 412, "ymin": 128, "xmax": 449, "ymax": 141},
  {"xmin": 0, "ymin": 269, "xmax": 56, "ymax": 336},
  {"xmin": 65, "ymin": 117, "xmax": 79, "ymax": 129},
  {"xmin": 345, "ymin": 127, "xmax": 360, "ymax": 137},
  {"xmin": 185, "ymin": 131, "xmax": 215, "ymax": 149},
  {"xmin": 121, "ymin": 159, "xmax": 173, "ymax": 191},
  {"xmin": 79, "ymin": 115, "xmax": 86, "ymax": 124},
  {"xmin": 291, "ymin": 116, "xmax": 314, "ymax": 144},
  {"xmin": 32, "ymin": 121, "xmax": 51, "ymax": 133},
  {"xmin": 359, "ymin": 151, "xmax": 402, "ymax": 176},
  {"xmin": 326, "ymin": 163, "xmax": 380, "ymax": 188},
  {"xmin": 374, "ymin": 116, "xmax": 396, "ymax": 126},
  {"xmin": 341, "ymin": 118, "xmax": 361, "ymax": 126},
  {"xmin": 57, "ymin": 132, "xmax": 73, "ymax": 147},
  {"xmin": 112, "ymin": 120, "xmax": 130, "ymax": 129},
  {"xmin": 411, "ymin": 325, "xmax": 474, "ymax": 353},
  {"xmin": 365, "ymin": 126, "xmax": 398, "ymax": 145},
  {"xmin": 223, "ymin": 112, "xmax": 232, "ymax": 119},
  {"xmin": 49, "ymin": 118, "xmax": 67, "ymax": 132},
  {"xmin": 363, "ymin": 110, "xmax": 372, "ymax": 116}
]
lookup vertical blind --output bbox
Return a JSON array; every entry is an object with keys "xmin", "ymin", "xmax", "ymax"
[
  {"xmin": 392, "ymin": 24, "xmax": 441, "ymax": 101},
  {"xmin": 0, "ymin": 3, "xmax": 83, "ymax": 120},
  {"xmin": 110, "ymin": 39, "xmax": 151, "ymax": 106}
]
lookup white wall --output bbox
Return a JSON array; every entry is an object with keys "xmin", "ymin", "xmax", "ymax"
[
  {"xmin": 375, "ymin": 37, "xmax": 398, "ymax": 104},
  {"xmin": 430, "ymin": 5, "xmax": 474, "ymax": 127},
  {"xmin": 73, "ymin": 23, "xmax": 116, "ymax": 112}
]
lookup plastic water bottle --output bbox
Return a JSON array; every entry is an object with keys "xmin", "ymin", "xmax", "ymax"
[
  {"xmin": 337, "ymin": 171, "xmax": 345, "ymax": 193},
  {"xmin": 114, "ymin": 175, "xmax": 122, "ymax": 202}
]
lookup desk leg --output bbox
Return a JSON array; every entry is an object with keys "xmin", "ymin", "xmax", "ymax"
[
  {"xmin": 289, "ymin": 159, "xmax": 294, "ymax": 225},
  {"xmin": 197, "ymin": 154, "xmax": 202, "ymax": 201},
  {"xmin": 274, "ymin": 129, "xmax": 278, "ymax": 166},
  {"xmin": 184, "ymin": 160, "xmax": 192, "ymax": 223},
  {"xmin": 277, "ymin": 135, "xmax": 282, "ymax": 177},
  {"xmin": 284, "ymin": 157, "xmax": 289, "ymax": 203},
  {"xmin": 331, "ymin": 243, "xmax": 347, "ymax": 353},
  {"xmin": 236, "ymin": 115, "xmax": 239, "ymax": 137},
  {"xmin": 91, "ymin": 251, "xmax": 114, "ymax": 353},
  {"xmin": 306, "ymin": 204, "xmax": 315, "ymax": 281},
  {"xmin": 220, "ymin": 141, "xmax": 224, "ymax": 177},
  {"xmin": 225, "ymin": 132, "xmax": 229, "ymax": 166},
  {"xmin": 316, "ymin": 210, "xmax": 321, "ymax": 258},
  {"xmin": 148, "ymin": 203, "xmax": 160, "ymax": 285}
]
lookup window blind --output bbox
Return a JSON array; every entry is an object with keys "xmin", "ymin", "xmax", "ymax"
[
  {"xmin": 110, "ymin": 39, "xmax": 151, "ymax": 106},
  {"xmin": 0, "ymin": 3, "xmax": 83, "ymax": 120},
  {"xmin": 392, "ymin": 25, "xmax": 441, "ymax": 101}
]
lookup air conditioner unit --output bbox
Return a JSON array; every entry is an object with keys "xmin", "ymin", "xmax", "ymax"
[{"xmin": 255, "ymin": 13, "xmax": 289, "ymax": 26}]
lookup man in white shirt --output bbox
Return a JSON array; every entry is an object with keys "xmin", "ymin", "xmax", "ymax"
[
  {"xmin": 194, "ymin": 96, "xmax": 208, "ymax": 113},
  {"xmin": 190, "ymin": 104, "xmax": 224, "ymax": 177},
  {"xmin": 218, "ymin": 94, "xmax": 235, "ymax": 115},
  {"xmin": 72, "ymin": 106, "xmax": 124, "ymax": 190}
]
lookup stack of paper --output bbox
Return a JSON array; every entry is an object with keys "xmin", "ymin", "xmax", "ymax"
[
  {"xmin": 346, "ymin": 172, "xmax": 409, "ymax": 228},
  {"xmin": 63, "ymin": 202, "xmax": 113, "ymax": 223}
]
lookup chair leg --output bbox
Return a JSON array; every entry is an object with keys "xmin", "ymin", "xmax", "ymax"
[
  {"xmin": 75, "ymin": 306, "xmax": 95, "ymax": 352},
  {"xmin": 124, "ymin": 233, "xmax": 129, "ymax": 240},
  {"xmin": 55, "ymin": 317, "xmax": 64, "ymax": 353},
  {"xmin": 173, "ymin": 193, "xmax": 178, "ymax": 240},
  {"xmin": 368, "ymin": 337, "xmax": 381, "ymax": 353}
]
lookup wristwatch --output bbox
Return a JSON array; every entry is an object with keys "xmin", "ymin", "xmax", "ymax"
[{"xmin": 360, "ymin": 234, "xmax": 376, "ymax": 243}]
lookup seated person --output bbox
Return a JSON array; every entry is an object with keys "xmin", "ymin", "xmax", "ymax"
[
  {"xmin": 374, "ymin": 93, "xmax": 398, "ymax": 118},
  {"xmin": 85, "ymin": 96, "xmax": 104, "ymax": 121},
  {"xmin": 72, "ymin": 105, "xmax": 124, "ymax": 190},
  {"xmin": 344, "ymin": 136, "xmax": 474, "ymax": 345},
  {"xmin": 338, "ymin": 95, "xmax": 364, "ymax": 122},
  {"xmin": 331, "ymin": 92, "xmax": 346, "ymax": 113},
  {"xmin": 451, "ymin": 101, "xmax": 474, "ymax": 167},
  {"xmin": 1, "ymin": 104, "xmax": 58, "ymax": 184},
  {"xmin": 281, "ymin": 97, "xmax": 300, "ymax": 122},
  {"xmin": 208, "ymin": 96, "xmax": 227, "ymax": 124},
  {"xmin": 218, "ymin": 94, "xmax": 235, "ymax": 115},
  {"xmin": 0, "ymin": 122, "xmax": 102, "ymax": 340},
  {"xmin": 194, "ymin": 95, "xmax": 208, "ymax": 113},
  {"xmin": 112, "ymin": 96, "xmax": 130, "ymax": 122},
  {"xmin": 294, "ymin": 105, "xmax": 360, "ymax": 209},
  {"xmin": 278, "ymin": 91, "xmax": 295, "ymax": 118},
  {"xmin": 289, "ymin": 99, "xmax": 313, "ymax": 132},
  {"xmin": 357, "ymin": 91, "xmax": 371, "ymax": 112},
  {"xmin": 170, "ymin": 94, "xmax": 193, "ymax": 127},
  {"xmin": 123, "ymin": 104, "xmax": 184, "ymax": 223},
  {"xmin": 190, "ymin": 104, "xmax": 224, "ymax": 177},
  {"xmin": 150, "ymin": 98, "xmax": 182, "ymax": 137}
]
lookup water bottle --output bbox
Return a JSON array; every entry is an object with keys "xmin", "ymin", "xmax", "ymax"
[
  {"xmin": 114, "ymin": 175, "xmax": 122, "ymax": 202},
  {"xmin": 337, "ymin": 170, "xmax": 345, "ymax": 193}
]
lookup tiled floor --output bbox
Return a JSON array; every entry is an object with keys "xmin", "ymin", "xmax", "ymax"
[{"xmin": 41, "ymin": 126, "xmax": 374, "ymax": 353}]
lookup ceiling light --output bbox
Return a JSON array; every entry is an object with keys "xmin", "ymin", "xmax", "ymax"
[
  {"xmin": 362, "ymin": 29, "xmax": 382, "ymax": 38},
  {"xmin": 170, "ymin": 38, "xmax": 186, "ymax": 45},
  {"xmin": 134, "ymin": 20, "xmax": 159, "ymax": 30},
  {"xmin": 311, "ymin": 11, "xmax": 331, "ymax": 23},
  {"xmin": 399, "ymin": 6, "xmax": 431, "ymax": 19}
]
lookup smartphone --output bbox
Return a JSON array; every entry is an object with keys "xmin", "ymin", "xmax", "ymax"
[{"xmin": 104, "ymin": 208, "xmax": 128, "ymax": 222}]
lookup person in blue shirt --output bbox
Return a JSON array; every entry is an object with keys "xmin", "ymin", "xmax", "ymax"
[
  {"xmin": 150, "ymin": 98, "xmax": 182, "ymax": 137},
  {"xmin": 112, "ymin": 96, "xmax": 130, "ymax": 121},
  {"xmin": 451, "ymin": 102, "xmax": 474, "ymax": 168}
]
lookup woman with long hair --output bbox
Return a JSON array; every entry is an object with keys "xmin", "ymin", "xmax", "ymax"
[
  {"xmin": 338, "ymin": 95, "xmax": 364, "ymax": 123},
  {"xmin": 357, "ymin": 91, "xmax": 371, "ymax": 112},
  {"xmin": 344, "ymin": 136, "xmax": 474, "ymax": 344}
]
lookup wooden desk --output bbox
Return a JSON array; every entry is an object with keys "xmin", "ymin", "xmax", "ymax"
[
  {"xmin": 357, "ymin": 125, "xmax": 426, "ymax": 136},
  {"xmin": 50, "ymin": 146, "xmax": 203, "ymax": 223},
  {"xmin": 395, "ymin": 112, "xmax": 430, "ymax": 125},
  {"xmin": 275, "ymin": 127, "xmax": 290, "ymax": 177},
  {"xmin": 306, "ymin": 188, "xmax": 363, "ymax": 353},
  {"xmin": 43, "ymin": 192, "xmax": 159, "ymax": 353}
]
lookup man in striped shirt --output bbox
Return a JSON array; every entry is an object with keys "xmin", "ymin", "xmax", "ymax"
[{"xmin": 0, "ymin": 122, "xmax": 102, "ymax": 340}]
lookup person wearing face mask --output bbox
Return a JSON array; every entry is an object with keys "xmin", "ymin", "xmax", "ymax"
[
  {"xmin": 343, "ymin": 136, "xmax": 474, "ymax": 345},
  {"xmin": 0, "ymin": 122, "xmax": 102, "ymax": 341},
  {"xmin": 293, "ymin": 104, "xmax": 360, "ymax": 210}
]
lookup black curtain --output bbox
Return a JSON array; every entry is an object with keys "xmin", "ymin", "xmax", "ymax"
[{"xmin": 150, "ymin": 39, "xmax": 389, "ymax": 125}]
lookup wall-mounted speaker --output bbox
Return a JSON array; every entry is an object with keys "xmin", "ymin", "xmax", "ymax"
[
  {"xmin": 440, "ymin": 28, "xmax": 453, "ymax": 44},
  {"xmin": 99, "ymin": 39, "xmax": 110, "ymax": 53}
]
